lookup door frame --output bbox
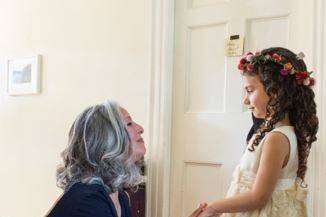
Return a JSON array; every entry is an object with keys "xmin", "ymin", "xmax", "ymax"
[
  {"xmin": 146, "ymin": 1, "xmax": 175, "ymax": 217},
  {"xmin": 147, "ymin": 0, "xmax": 326, "ymax": 216},
  {"xmin": 312, "ymin": 0, "xmax": 326, "ymax": 216}
]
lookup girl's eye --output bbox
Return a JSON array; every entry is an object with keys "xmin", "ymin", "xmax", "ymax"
[
  {"xmin": 246, "ymin": 89, "xmax": 253, "ymax": 93},
  {"xmin": 127, "ymin": 122, "xmax": 133, "ymax": 127}
]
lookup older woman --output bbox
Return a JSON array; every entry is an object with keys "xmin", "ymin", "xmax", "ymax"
[{"xmin": 47, "ymin": 100, "xmax": 146, "ymax": 217}]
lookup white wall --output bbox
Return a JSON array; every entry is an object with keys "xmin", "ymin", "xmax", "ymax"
[{"xmin": 0, "ymin": 1, "xmax": 151, "ymax": 217}]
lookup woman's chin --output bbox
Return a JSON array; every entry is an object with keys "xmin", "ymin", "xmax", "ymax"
[{"xmin": 132, "ymin": 150, "xmax": 146, "ymax": 162}]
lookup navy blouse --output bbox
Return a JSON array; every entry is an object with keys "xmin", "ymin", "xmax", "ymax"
[{"xmin": 47, "ymin": 182, "xmax": 132, "ymax": 217}]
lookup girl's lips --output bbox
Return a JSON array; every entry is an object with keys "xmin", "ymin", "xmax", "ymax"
[{"xmin": 137, "ymin": 138, "xmax": 144, "ymax": 143}]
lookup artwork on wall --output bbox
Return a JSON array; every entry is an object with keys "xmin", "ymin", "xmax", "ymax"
[{"xmin": 7, "ymin": 55, "xmax": 41, "ymax": 95}]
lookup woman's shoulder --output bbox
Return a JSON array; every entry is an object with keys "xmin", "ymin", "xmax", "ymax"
[
  {"xmin": 69, "ymin": 182, "xmax": 107, "ymax": 195},
  {"xmin": 47, "ymin": 183, "xmax": 113, "ymax": 217},
  {"xmin": 69, "ymin": 182, "xmax": 112, "ymax": 205}
]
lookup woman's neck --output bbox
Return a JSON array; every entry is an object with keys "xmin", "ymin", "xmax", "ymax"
[
  {"xmin": 274, "ymin": 113, "xmax": 291, "ymax": 128},
  {"xmin": 110, "ymin": 191, "xmax": 121, "ymax": 217}
]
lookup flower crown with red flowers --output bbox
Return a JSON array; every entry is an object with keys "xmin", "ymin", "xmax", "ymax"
[{"xmin": 238, "ymin": 51, "xmax": 315, "ymax": 86}]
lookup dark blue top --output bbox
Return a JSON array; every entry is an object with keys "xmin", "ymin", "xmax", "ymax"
[{"xmin": 47, "ymin": 182, "xmax": 132, "ymax": 217}]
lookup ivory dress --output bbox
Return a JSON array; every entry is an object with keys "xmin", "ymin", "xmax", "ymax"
[{"xmin": 223, "ymin": 126, "xmax": 308, "ymax": 217}]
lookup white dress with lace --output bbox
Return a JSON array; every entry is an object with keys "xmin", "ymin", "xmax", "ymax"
[{"xmin": 223, "ymin": 126, "xmax": 308, "ymax": 217}]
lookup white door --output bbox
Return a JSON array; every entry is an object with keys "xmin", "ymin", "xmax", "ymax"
[{"xmin": 170, "ymin": 0, "xmax": 314, "ymax": 217}]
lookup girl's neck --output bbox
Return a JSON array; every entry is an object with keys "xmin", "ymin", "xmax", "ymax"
[{"xmin": 274, "ymin": 113, "xmax": 291, "ymax": 128}]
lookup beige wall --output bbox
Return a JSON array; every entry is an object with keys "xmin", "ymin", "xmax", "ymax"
[{"xmin": 0, "ymin": 1, "xmax": 151, "ymax": 217}]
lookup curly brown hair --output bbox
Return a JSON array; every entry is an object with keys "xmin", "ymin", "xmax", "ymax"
[{"xmin": 243, "ymin": 47, "xmax": 319, "ymax": 180}]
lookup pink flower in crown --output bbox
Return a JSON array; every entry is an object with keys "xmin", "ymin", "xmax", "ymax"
[
  {"xmin": 238, "ymin": 63, "xmax": 246, "ymax": 70},
  {"xmin": 246, "ymin": 52, "xmax": 253, "ymax": 56},
  {"xmin": 309, "ymin": 77, "xmax": 315, "ymax": 86},
  {"xmin": 240, "ymin": 58, "xmax": 247, "ymax": 65},
  {"xmin": 303, "ymin": 78, "xmax": 311, "ymax": 86},
  {"xmin": 272, "ymin": 53, "xmax": 282, "ymax": 61},
  {"xmin": 280, "ymin": 69, "xmax": 289, "ymax": 76},
  {"xmin": 246, "ymin": 64, "xmax": 254, "ymax": 72},
  {"xmin": 246, "ymin": 54, "xmax": 254, "ymax": 62}
]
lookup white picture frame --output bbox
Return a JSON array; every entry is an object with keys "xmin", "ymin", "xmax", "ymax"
[{"xmin": 7, "ymin": 55, "xmax": 41, "ymax": 95}]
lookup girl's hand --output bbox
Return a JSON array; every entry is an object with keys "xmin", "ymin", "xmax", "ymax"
[
  {"xmin": 197, "ymin": 206, "xmax": 221, "ymax": 217},
  {"xmin": 188, "ymin": 202, "xmax": 208, "ymax": 217}
]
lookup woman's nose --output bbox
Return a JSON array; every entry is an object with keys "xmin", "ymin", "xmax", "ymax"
[{"xmin": 136, "ymin": 123, "xmax": 144, "ymax": 134}]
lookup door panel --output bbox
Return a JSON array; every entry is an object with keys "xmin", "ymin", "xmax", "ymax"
[{"xmin": 170, "ymin": 1, "xmax": 314, "ymax": 217}]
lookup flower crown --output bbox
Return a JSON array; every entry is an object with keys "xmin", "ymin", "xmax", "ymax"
[{"xmin": 238, "ymin": 51, "xmax": 315, "ymax": 86}]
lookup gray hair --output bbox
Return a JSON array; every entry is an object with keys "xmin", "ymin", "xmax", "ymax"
[{"xmin": 56, "ymin": 100, "xmax": 143, "ymax": 193}]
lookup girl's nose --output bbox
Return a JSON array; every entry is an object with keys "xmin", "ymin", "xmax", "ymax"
[{"xmin": 243, "ymin": 96, "xmax": 249, "ymax": 105}]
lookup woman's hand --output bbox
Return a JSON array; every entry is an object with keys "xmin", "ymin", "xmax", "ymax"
[{"xmin": 188, "ymin": 202, "xmax": 208, "ymax": 217}]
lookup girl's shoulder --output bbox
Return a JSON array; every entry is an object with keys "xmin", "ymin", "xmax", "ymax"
[
  {"xmin": 248, "ymin": 126, "xmax": 294, "ymax": 144},
  {"xmin": 269, "ymin": 126, "xmax": 297, "ymax": 144},
  {"xmin": 263, "ymin": 129, "xmax": 292, "ymax": 153},
  {"xmin": 271, "ymin": 125, "xmax": 295, "ymax": 133},
  {"xmin": 243, "ymin": 126, "xmax": 296, "ymax": 159},
  {"xmin": 264, "ymin": 126, "xmax": 296, "ymax": 147}
]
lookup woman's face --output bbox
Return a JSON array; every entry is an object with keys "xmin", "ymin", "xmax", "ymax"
[
  {"xmin": 120, "ymin": 108, "xmax": 146, "ymax": 161},
  {"xmin": 242, "ymin": 75, "xmax": 270, "ymax": 119}
]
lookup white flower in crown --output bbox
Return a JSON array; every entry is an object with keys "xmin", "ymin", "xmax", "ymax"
[
  {"xmin": 246, "ymin": 54, "xmax": 254, "ymax": 62},
  {"xmin": 296, "ymin": 52, "xmax": 305, "ymax": 60},
  {"xmin": 255, "ymin": 51, "xmax": 261, "ymax": 55}
]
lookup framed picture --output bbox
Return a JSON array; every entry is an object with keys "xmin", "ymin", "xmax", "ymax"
[{"xmin": 7, "ymin": 55, "xmax": 41, "ymax": 95}]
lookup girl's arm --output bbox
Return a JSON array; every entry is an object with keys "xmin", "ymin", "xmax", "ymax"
[
  {"xmin": 187, "ymin": 202, "xmax": 208, "ymax": 217},
  {"xmin": 198, "ymin": 132, "xmax": 290, "ymax": 216}
]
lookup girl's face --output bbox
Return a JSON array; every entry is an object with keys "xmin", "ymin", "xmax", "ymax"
[
  {"xmin": 242, "ymin": 75, "xmax": 270, "ymax": 119},
  {"xmin": 120, "ymin": 108, "xmax": 146, "ymax": 162}
]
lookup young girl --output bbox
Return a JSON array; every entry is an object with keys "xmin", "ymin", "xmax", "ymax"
[{"xmin": 197, "ymin": 47, "xmax": 318, "ymax": 217}]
